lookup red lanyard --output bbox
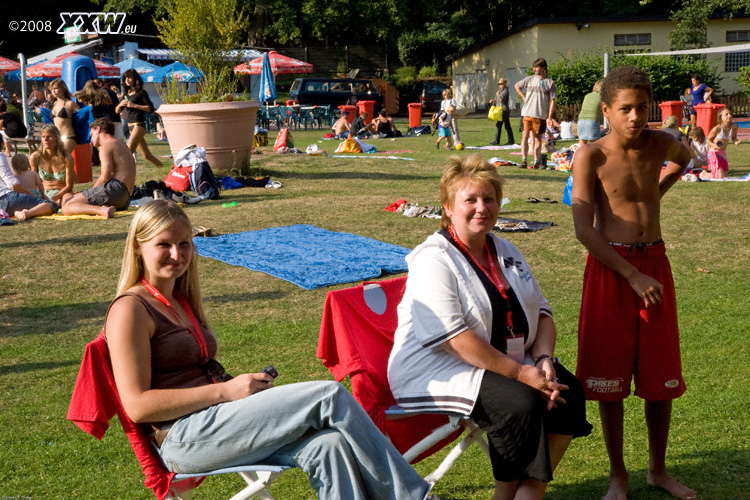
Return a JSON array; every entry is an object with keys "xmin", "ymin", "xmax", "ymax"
[
  {"xmin": 448, "ymin": 226, "xmax": 516, "ymax": 337},
  {"xmin": 140, "ymin": 278, "xmax": 209, "ymax": 360}
]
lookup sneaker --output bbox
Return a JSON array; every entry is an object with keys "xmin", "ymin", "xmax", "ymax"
[
  {"xmin": 533, "ymin": 159, "xmax": 543, "ymax": 169},
  {"xmin": 505, "ymin": 141, "xmax": 515, "ymax": 146},
  {"xmin": 519, "ymin": 159, "xmax": 527, "ymax": 169}
]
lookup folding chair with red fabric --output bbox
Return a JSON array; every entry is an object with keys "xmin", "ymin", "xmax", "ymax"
[
  {"xmin": 317, "ymin": 276, "xmax": 490, "ymax": 484},
  {"xmin": 67, "ymin": 332, "xmax": 292, "ymax": 500}
]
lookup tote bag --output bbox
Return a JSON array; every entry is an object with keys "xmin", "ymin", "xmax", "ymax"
[{"xmin": 487, "ymin": 106, "xmax": 503, "ymax": 121}]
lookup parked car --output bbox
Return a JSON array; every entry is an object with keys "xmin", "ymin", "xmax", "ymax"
[
  {"xmin": 398, "ymin": 80, "xmax": 450, "ymax": 115},
  {"xmin": 289, "ymin": 78, "xmax": 383, "ymax": 111}
]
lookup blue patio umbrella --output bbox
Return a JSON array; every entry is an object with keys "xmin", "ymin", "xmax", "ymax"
[
  {"xmin": 114, "ymin": 58, "xmax": 161, "ymax": 77},
  {"xmin": 152, "ymin": 61, "xmax": 204, "ymax": 83},
  {"xmin": 258, "ymin": 53, "xmax": 277, "ymax": 104}
]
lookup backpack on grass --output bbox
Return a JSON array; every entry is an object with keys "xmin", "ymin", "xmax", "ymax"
[{"xmin": 189, "ymin": 160, "xmax": 221, "ymax": 200}]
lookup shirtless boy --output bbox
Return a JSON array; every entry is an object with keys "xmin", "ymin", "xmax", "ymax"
[
  {"xmin": 332, "ymin": 110, "xmax": 351, "ymax": 138},
  {"xmin": 61, "ymin": 118, "xmax": 136, "ymax": 218},
  {"xmin": 572, "ymin": 66, "xmax": 696, "ymax": 500}
]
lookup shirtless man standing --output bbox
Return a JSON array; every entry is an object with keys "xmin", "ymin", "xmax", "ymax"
[
  {"xmin": 61, "ymin": 118, "xmax": 135, "ymax": 218},
  {"xmin": 572, "ymin": 65, "xmax": 696, "ymax": 500}
]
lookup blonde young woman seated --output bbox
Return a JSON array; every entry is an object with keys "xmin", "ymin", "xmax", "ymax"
[
  {"xmin": 29, "ymin": 124, "xmax": 75, "ymax": 206},
  {"xmin": 105, "ymin": 199, "xmax": 451, "ymax": 500}
]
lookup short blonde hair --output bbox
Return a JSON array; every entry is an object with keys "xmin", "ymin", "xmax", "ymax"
[
  {"xmin": 117, "ymin": 200, "xmax": 209, "ymax": 327},
  {"xmin": 593, "ymin": 79, "xmax": 605, "ymax": 93},
  {"xmin": 440, "ymin": 153, "xmax": 503, "ymax": 230},
  {"xmin": 446, "ymin": 104, "xmax": 456, "ymax": 114},
  {"xmin": 662, "ymin": 115, "xmax": 679, "ymax": 129}
]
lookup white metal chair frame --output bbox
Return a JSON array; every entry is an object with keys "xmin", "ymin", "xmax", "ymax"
[
  {"xmin": 384, "ymin": 406, "xmax": 491, "ymax": 485},
  {"xmin": 166, "ymin": 464, "xmax": 291, "ymax": 500}
]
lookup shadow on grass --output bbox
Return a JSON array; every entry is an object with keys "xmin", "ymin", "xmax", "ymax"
[
  {"xmin": 0, "ymin": 232, "xmax": 128, "ymax": 250},
  {"xmin": 544, "ymin": 448, "xmax": 750, "ymax": 500},
  {"xmin": 251, "ymin": 168, "xmax": 436, "ymax": 182},
  {"xmin": 0, "ymin": 300, "xmax": 110, "ymax": 338},
  {"xmin": 0, "ymin": 360, "xmax": 79, "ymax": 376}
]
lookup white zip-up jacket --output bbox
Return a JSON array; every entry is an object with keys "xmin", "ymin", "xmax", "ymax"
[{"xmin": 388, "ymin": 232, "xmax": 552, "ymax": 415}]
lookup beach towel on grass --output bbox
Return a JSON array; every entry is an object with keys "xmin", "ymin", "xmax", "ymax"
[
  {"xmin": 193, "ymin": 224, "xmax": 410, "ymax": 289},
  {"xmin": 494, "ymin": 217, "xmax": 556, "ymax": 232}
]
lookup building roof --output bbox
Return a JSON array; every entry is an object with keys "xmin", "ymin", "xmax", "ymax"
[
  {"xmin": 446, "ymin": 14, "xmax": 749, "ymax": 62},
  {"xmin": 137, "ymin": 48, "xmax": 262, "ymax": 61},
  {"xmin": 28, "ymin": 39, "xmax": 103, "ymax": 64}
]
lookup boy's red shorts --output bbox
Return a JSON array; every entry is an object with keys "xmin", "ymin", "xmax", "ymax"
[{"xmin": 576, "ymin": 241, "xmax": 686, "ymax": 401}]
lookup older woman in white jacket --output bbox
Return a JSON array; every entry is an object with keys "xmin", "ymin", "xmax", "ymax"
[{"xmin": 389, "ymin": 154, "xmax": 590, "ymax": 500}]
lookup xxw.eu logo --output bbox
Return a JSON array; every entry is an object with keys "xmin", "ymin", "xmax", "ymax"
[{"xmin": 56, "ymin": 12, "xmax": 136, "ymax": 34}]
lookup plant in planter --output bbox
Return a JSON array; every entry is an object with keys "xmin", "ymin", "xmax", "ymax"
[{"xmin": 155, "ymin": 0, "xmax": 260, "ymax": 173}]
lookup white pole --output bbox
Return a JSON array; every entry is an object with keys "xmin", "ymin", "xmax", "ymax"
[
  {"xmin": 18, "ymin": 53, "xmax": 29, "ymax": 129},
  {"xmin": 604, "ymin": 53, "xmax": 610, "ymax": 77}
]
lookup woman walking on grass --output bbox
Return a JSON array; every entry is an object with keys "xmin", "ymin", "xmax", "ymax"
[{"xmin": 116, "ymin": 69, "xmax": 162, "ymax": 167}]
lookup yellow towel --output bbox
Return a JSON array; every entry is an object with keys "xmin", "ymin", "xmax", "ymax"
[{"xmin": 36, "ymin": 209, "xmax": 137, "ymax": 221}]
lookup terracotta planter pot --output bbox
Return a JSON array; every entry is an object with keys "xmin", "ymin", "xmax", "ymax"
[{"xmin": 157, "ymin": 100, "xmax": 260, "ymax": 172}]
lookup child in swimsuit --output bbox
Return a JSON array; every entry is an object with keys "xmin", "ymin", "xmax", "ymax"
[
  {"xmin": 688, "ymin": 126, "xmax": 708, "ymax": 169},
  {"xmin": 702, "ymin": 108, "xmax": 741, "ymax": 180},
  {"xmin": 10, "ymin": 154, "xmax": 46, "ymax": 199},
  {"xmin": 572, "ymin": 66, "xmax": 696, "ymax": 500}
]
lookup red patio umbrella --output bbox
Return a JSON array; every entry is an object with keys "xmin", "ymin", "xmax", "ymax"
[
  {"xmin": 234, "ymin": 51, "xmax": 313, "ymax": 75},
  {"xmin": 0, "ymin": 56, "xmax": 21, "ymax": 75},
  {"xmin": 25, "ymin": 51, "xmax": 120, "ymax": 79}
]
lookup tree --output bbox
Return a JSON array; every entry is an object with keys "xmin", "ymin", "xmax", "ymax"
[
  {"xmin": 156, "ymin": 0, "xmax": 249, "ymax": 102},
  {"xmin": 640, "ymin": 0, "xmax": 750, "ymax": 49}
]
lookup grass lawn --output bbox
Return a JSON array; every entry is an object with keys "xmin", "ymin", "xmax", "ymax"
[{"xmin": 1, "ymin": 115, "xmax": 749, "ymax": 499}]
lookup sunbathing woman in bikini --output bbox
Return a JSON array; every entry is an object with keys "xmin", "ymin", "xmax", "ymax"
[{"xmin": 30, "ymin": 124, "xmax": 75, "ymax": 206}]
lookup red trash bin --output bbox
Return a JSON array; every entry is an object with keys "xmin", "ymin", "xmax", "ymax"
[
  {"xmin": 694, "ymin": 103, "xmax": 726, "ymax": 135},
  {"xmin": 71, "ymin": 143, "xmax": 92, "ymax": 183},
  {"xmin": 659, "ymin": 101, "xmax": 685, "ymax": 127},
  {"xmin": 408, "ymin": 103, "xmax": 422, "ymax": 128},
  {"xmin": 338, "ymin": 105, "xmax": 356, "ymax": 123},
  {"xmin": 357, "ymin": 100, "xmax": 376, "ymax": 124}
]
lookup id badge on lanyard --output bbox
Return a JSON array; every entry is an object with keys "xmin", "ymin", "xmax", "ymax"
[{"xmin": 506, "ymin": 336, "xmax": 525, "ymax": 364}]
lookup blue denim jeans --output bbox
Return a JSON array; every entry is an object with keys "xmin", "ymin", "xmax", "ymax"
[
  {"xmin": 0, "ymin": 192, "xmax": 58, "ymax": 214},
  {"xmin": 159, "ymin": 381, "xmax": 431, "ymax": 500}
]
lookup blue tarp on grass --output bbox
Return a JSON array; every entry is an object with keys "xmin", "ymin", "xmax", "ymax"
[{"xmin": 193, "ymin": 224, "xmax": 410, "ymax": 289}]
